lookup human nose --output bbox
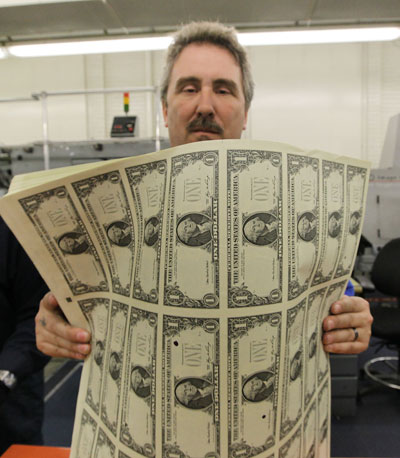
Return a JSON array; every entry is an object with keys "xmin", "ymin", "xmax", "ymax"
[{"xmin": 196, "ymin": 88, "xmax": 215, "ymax": 118}]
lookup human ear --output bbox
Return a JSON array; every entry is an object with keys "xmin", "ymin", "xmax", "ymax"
[
  {"xmin": 242, "ymin": 110, "xmax": 249, "ymax": 130},
  {"xmin": 162, "ymin": 101, "xmax": 169, "ymax": 128}
]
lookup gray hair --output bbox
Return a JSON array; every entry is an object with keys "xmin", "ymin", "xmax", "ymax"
[{"xmin": 160, "ymin": 21, "xmax": 254, "ymax": 110}]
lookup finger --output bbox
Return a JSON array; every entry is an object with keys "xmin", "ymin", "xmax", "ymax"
[
  {"xmin": 37, "ymin": 340, "xmax": 88, "ymax": 360},
  {"xmin": 39, "ymin": 325, "xmax": 91, "ymax": 354},
  {"xmin": 42, "ymin": 314, "xmax": 90, "ymax": 344},
  {"xmin": 36, "ymin": 324, "xmax": 91, "ymax": 358},
  {"xmin": 40, "ymin": 293, "xmax": 69, "ymax": 324},
  {"xmin": 322, "ymin": 328, "xmax": 358, "ymax": 346},
  {"xmin": 35, "ymin": 307, "xmax": 90, "ymax": 344},
  {"xmin": 42, "ymin": 291, "xmax": 61, "ymax": 311},
  {"xmin": 323, "ymin": 340, "xmax": 368, "ymax": 354},
  {"xmin": 323, "ymin": 312, "xmax": 361, "ymax": 331},
  {"xmin": 329, "ymin": 295, "xmax": 369, "ymax": 315},
  {"xmin": 37, "ymin": 293, "xmax": 91, "ymax": 343},
  {"xmin": 35, "ymin": 291, "xmax": 92, "ymax": 359}
]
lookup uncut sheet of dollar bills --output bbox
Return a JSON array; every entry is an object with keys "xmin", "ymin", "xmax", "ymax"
[{"xmin": 0, "ymin": 139, "xmax": 369, "ymax": 458}]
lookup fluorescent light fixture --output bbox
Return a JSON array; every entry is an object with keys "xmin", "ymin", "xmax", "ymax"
[
  {"xmin": 238, "ymin": 26, "xmax": 400, "ymax": 46},
  {"xmin": 0, "ymin": 48, "xmax": 8, "ymax": 59},
  {"xmin": 0, "ymin": 0, "xmax": 93, "ymax": 6},
  {"xmin": 5, "ymin": 26, "xmax": 400, "ymax": 58},
  {"xmin": 8, "ymin": 36, "xmax": 174, "ymax": 57}
]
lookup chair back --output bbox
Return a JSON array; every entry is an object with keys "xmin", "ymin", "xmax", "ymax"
[{"xmin": 370, "ymin": 238, "xmax": 400, "ymax": 298}]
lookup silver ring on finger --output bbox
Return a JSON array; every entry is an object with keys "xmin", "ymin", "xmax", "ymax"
[{"xmin": 352, "ymin": 327, "xmax": 359, "ymax": 342}]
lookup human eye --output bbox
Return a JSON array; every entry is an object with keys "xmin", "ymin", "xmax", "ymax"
[
  {"xmin": 181, "ymin": 84, "xmax": 197, "ymax": 93},
  {"xmin": 214, "ymin": 80, "xmax": 237, "ymax": 96},
  {"xmin": 216, "ymin": 86, "xmax": 231, "ymax": 95}
]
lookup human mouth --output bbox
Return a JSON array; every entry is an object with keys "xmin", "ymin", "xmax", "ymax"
[
  {"xmin": 187, "ymin": 118, "xmax": 223, "ymax": 136},
  {"xmin": 192, "ymin": 130, "xmax": 220, "ymax": 138}
]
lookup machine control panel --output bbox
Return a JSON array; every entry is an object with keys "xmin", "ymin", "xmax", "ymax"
[{"xmin": 111, "ymin": 116, "xmax": 138, "ymax": 137}]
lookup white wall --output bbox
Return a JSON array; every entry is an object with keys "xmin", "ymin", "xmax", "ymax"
[
  {"xmin": 0, "ymin": 40, "xmax": 400, "ymax": 166},
  {"xmin": 249, "ymin": 44, "xmax": 363, "ymax": 157},
  {"xmin": 0, "ymin": 55, "xmax": 87, "ymax": 143}
]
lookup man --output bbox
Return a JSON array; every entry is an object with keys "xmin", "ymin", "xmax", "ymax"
[
  {"xmin": 58, "ymin": 231, "xmax": 89, "ymax": 255},
  {"xmin": 243, "ymin": 213, "xmax": 278, "ymax": 245},
  {"xmin": 297, "ymin": 212, "xmax": 317, "ymax": 242},
  {"xmin": 349, "ymin": 211, "xmax": 361, "ymax": 235},
  {"xmin": 35, "ymin": 21, "xmax": 372, "ymax": 360},
  {"xmin": 290, "ymin": 351, "xmax": 302, "ymax": 381},
  {"xmin": 108, "ymin": 352, "xmax": 121, "ymax": 381},
  {"xmin": 106, "ymin": 221, "xmax": 132, "ymax": 247},
  {"xmin": 144, "ymin": 217, "xmax": 160, "ymax": 247},
  {"xmin": 0, "ymin": 216, "xmax": 50, "ymax": 454},
  {"xmin": 242, "ymin": 371, "xmax": 274, "ymax": 402},
  {"xmin": 328, "ymin": 211, "xmax": 342, "ymax": 238},
  {"xmin": 93, "ymin": 340, "xmax": 104, "ymax": 367},
  {"xmin": 175, "ymin": 378, "xmax": 214, "ymax": 410},
  {"xmin": 130, "ymin": 366, "xmax": 151, "ymax": 398},
  {"xmin": 176, "ymin": 213, "xmax": 212, "ymax": 246}
]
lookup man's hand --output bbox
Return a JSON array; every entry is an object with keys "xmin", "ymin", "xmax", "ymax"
[
  {"xmin": 322, "ymin": 295, "xmax": 373, "ymax": 354},
  {"xmin": 35, "ymin": 292, "xmax": 91, "ymax": 360}
]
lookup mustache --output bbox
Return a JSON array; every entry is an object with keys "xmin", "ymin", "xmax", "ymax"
[{"xmin": 187, "ymin": 117, "xmax": 223, "ymax": 135}]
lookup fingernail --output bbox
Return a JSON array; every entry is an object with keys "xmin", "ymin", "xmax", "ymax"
[
  {"xmin": 324, "ymin": 333, "xmax": 332, "ymax": 343},
  {"xmin": 77, "ymin": 331, "xmax": 89, "ymax": 342},
  {"xmin": 78, "ymin": 344, "xmax": 90, "ymax": 354},
  {"xmin": 334, "ymin": 303, "xmax": 341, "ymax": 313}
]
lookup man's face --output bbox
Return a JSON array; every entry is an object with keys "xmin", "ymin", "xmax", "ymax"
[
  {"xmin": 350, "ymin": 214, "xmax": 359, "ymax": 230},
  {"xmin": 110, "ymin": 354, "xmax": 119, "ymax": 372},
  {"xmin": 131, "ymin": 369, "xmax": 142, "ymax": 388},
  {"xmin": 181, "ymin": 381, "xmax": 197, "ymax": 400},
  {"xmin": 177, "ymin": 218, "xmax": 196, "ymax": 241},
  {"xmin": 64, "ymin": 236, "xmax": 77, "ymax": 251},
  {"xmin": 109, "ymin": 225, "xmax": 123, "ymax": 241},
  {"xmin": 163, "ymin": 43, "xmax": 248, "ymax": 147},
  {"xmin": 299, "ymin": 217, "xmax": 311, "ymax": 236},
  {"xmin": 95, "ymin": 342, "xmax": 103, "ymax": 356},
  {"xmin": 245, "ymin": 216, "xmax": 265, "ymax": 240},
  {"xmin": 329, "ymin": 216, "xmax": 339, "ymax": 232},
  {"xmin": 249, "ymin": 376, "xmax": 262, "ymax": 391},
  {"xmin": 244, "ymin": 376, "xmax": 262, "ymax": 400},
  {"xmin": 145, "ymin": 221, "xmax": 158, "ymax": 239}
]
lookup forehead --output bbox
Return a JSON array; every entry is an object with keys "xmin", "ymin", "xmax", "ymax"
[{"xmin": 169, "ymin": 42, "xmax": 243, "ymax": 88}]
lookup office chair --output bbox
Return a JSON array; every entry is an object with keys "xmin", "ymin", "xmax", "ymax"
[{"xmin": 363, "ymin": 238, "xmax": 400, "ymax": 390}]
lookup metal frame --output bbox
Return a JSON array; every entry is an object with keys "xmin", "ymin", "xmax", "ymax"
[
  {"xmin": 0, "ymin": 85, "xmax": 162, "ymax": 169},
  {"xmin": 0, "ymin": 96, "xmax": 36, "ymax": 103},
  {"xmin": 364, "ymin": 355, "xmax": 400, "ymax": 390}
]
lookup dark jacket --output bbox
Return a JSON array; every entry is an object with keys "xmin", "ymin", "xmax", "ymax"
[{"xmin": 0, "ymin": 216, "xmax": 50, "ymax": 454}]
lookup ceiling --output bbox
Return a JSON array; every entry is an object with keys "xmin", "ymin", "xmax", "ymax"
[{"xmin": 1, "ymin": 0, "xmax": 400, "ymax": 44}]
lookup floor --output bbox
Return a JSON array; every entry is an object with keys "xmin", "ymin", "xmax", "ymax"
[{"xmin": 331, "ymin": 338, "xmax": 400, "ymax": 457}]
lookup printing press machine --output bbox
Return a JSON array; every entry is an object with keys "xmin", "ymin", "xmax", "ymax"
[
  {"xmin": 0, "ymin": 137, "xmax": 170, "ymax": 195},
  {"xmin": 10, "ymin": 138, "xmax": 169, "ymax": 175}
]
